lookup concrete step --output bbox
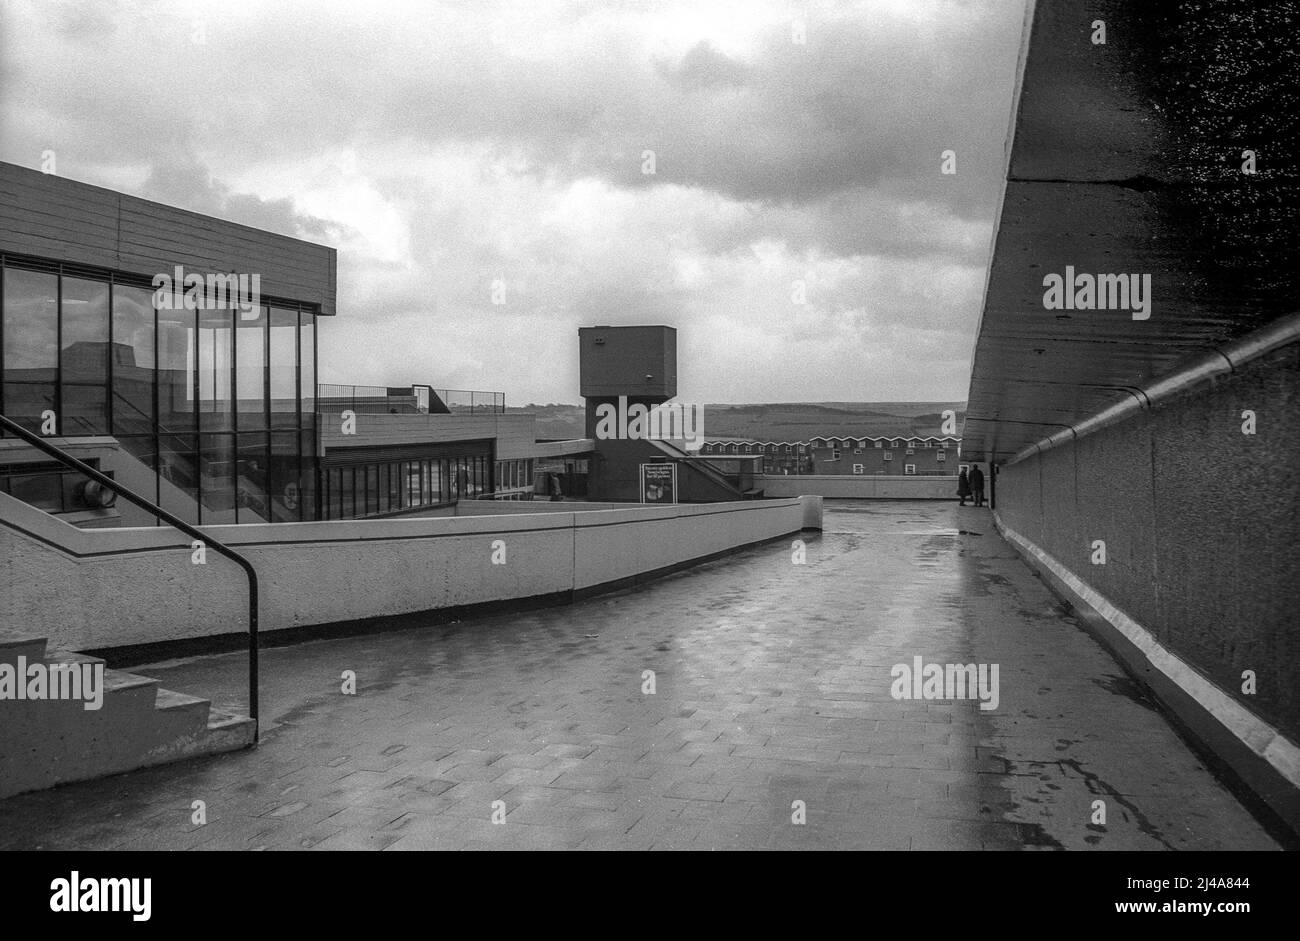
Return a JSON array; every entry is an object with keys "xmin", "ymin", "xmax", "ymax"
[
  {"xmin": 0, "ymin": 645, "xmax": 255, "ymax": 800},
  {"xmin": 0, "ymin": 631, "xmax": 47, "ymax": 666},
  {"xmin": 154, "ymin": 687, "xmax": 211, "ymax": 716},
  {"xmin": 43, "ymin": 650, "xmax": 105, "ymax": 667}
]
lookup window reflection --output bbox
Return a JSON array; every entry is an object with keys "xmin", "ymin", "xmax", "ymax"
[
  {"xmin": 236, "ymin": 304, "xmax": 267, "ymax": 430},
  {"xmin": 61, "ymin": 276, "xmax": 110, "ymax": 435},
  {"xmin": 2, "ymin": 267, "xmax": 58, "ymax": 431},
  {"xmin": 237, "ymin": 432, "xmax": 270, "ymax": 523},
  {"xmin": 157, "ymin": 304, "xmax": 195, "ymax": 433},
  {"xmin": 299, "ymin": 312, "xmax": 315, "ymax": 415},
  {"xmin": 269, "ymin": 306, "xmax": 298, "ymax": 428},
  {"xmin": 320, "ymin": 455, "xmax": 476, "ymax": 519},
  {"xmin": 199, "ymin": 433, "xmax": 238, "ymax": 524},
  {"xmin": 198, "ymin": 302, "xmax": 233, "ymax": 432},
  {"xmin": 112, "ymin": 284, "xmax": 156, "ymax": 435},
  {"xmin": 2, "ymin": 260, "xmax": 320, "ymax": 524}
]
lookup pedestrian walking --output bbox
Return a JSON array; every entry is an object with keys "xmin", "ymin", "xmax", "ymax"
[
  {"xmin": 970, "ymin": 464, "xmax": 985, "ymax": 507},
  {"xmin": 957, "ymin": 468, "xmax": 971, "ymax": 506}
]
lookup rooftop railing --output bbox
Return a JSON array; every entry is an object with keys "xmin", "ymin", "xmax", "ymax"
[{"xmin": 317, "ymin": 383, "xmax": 505, "ymax": 415}]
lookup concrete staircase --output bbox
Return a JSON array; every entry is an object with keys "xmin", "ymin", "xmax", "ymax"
[{"xmin": 0, "ymin": 631, "xmax": 254, "ymax": 799}]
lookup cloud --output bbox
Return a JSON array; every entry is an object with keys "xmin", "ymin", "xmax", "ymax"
[
  {"xmin": 137, "ymin": 151, "xmax": 341, "ymax": 242},
  {"xmin": 0, "ymin": 0, "xmax": 1025, "ymax": 403}
]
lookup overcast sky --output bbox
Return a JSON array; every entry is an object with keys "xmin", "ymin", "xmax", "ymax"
[{"xmin": 1, "ymin": 0, "xmax": 1025, "ymax": 405}]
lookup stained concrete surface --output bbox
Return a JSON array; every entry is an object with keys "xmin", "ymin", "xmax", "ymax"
[{"xmin": 0, "ymin": 502, "xmax": 1281, "ymax": 850}]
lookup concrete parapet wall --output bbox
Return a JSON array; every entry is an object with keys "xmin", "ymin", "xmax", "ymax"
[
  {"xmin": 993, "ymin": 343, "xmax": 1300, "ymax": 829},
  {"xmin": 996, "ymin": 343, "xmax": 1299, "ymax": 740},
  {"xmin": 0, "ymin": 492, "xmax": 820, "ymax": 652}
]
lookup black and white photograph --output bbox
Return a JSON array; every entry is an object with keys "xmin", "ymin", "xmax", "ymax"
[{"xmin": 0, "ymin": 0, "xmax": 1295, "ymax": 915}]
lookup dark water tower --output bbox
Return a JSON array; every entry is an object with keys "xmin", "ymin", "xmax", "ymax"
[{"xmin": 579, "ymin": 325, "xmax": 677, "ymax": 439}]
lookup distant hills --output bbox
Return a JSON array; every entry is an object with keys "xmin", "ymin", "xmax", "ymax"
[{"xmin": 512, "ymin": 402, "xmax": 967, "ymax": 441}]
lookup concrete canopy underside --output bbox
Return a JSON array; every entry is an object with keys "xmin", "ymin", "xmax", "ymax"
[{"xmin": 963, "ymin": 0, "xmax": 1299, "ymax": 463}]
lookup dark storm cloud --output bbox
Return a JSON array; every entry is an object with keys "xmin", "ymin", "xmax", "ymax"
[
  {"xmin": 138, "ymin": 153, "xmax": 341, "ymax": 242},
  {"xmin": 0, "ymin": 0, "xmax": 1026, "ymax": 402},
  {"xmin": 378, "ymin": 5, "xmax": 1017, "ymax": 217}
]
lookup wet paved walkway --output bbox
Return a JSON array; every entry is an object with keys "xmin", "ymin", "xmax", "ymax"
[{"xmin": 0, "ymin": 502, "xmax": 1281, "ymax": 850}]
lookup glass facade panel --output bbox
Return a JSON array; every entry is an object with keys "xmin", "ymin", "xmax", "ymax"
[
  {"xmin": 116, "ymin": 434, "xmax": 158, "ymax": 505},
  {"xmin": 4, "ymin": 471, "xmax": 61, "ymax": 510},
  {"xmin": 365, "ymin": 465, "xmax": 379, "ymax": 515},
  {"xmin": 318, "ymin": 449, "xmax": 496, "ymax": 517},
  {"xmin": 236, "ymin": 304, "xmax": 267, "ymax": 431},
  {"xmin": 299, "ymin": 312, "xmax": 315, "ymax": 416},
  {"xmin": 452, "ymin": 459, "xmax": 466, "ymax": 499},
  {"xmin": 157, "ymin": 305, "xmax": 196, "ymax": 433},
  {"xmin": 327, "ymin": 466, "xmax": 342, "ymax": 519},
  {"xmin": 339, "ymin": 466, "xmax": 355, "ymax": 518},
  {"xmin": 320, "ymin": 454, "xmax": 482, "ymax": 519},
  {"xmin": 269, "ymin": 431, "xmax": 300, "ymax": 522},
  {"xmin": 60, "ymin": 275, "xmax": 110, "ymax": 435},
  {"xmin": 158, "ymin": 431, "xmax": 199, "ymax": 524},
  {"xmin": 404, "ymin": 461, "xmax": 417, "ymax": 507},
  {"xmin": 111, "ymin": 284, "xmax": 155, "ymax": 436},
  {"xmin": 387, "ymin": 461, "xmax": 402, "ymax": 511},
  {"xmin": 269, "ymin": 306, "xmax": 298, "ymax": 429},
  {"xmin": 199, "ymin": 433, "xmax": 238, "ymax": 524},
  {"xmin": 1, "ymin": 259, "xmax": 376, "ymax": 526},
  {"xmin": 198, "ymin": 303, "xmax": 234, "ymax": 432},
  {"xmin": 2, "ymin": 266, "xmax": 58, "ymax": 432},
  {"xmin": 236, "ymin": 432, "xmax": 270, "ymax": 523},
  {"xmin": 300, "ymin": 429, "xmax": 317, "ymax": 521}
]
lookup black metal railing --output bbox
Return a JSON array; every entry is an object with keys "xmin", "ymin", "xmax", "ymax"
[{"xmin": 0, "ymin": 414, "xmax": 260, "ymax": 741}]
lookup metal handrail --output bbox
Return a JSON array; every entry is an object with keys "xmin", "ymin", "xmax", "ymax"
[{"xmin": 0, "ymin": 414, "xmax": 259, "ymax": 742}]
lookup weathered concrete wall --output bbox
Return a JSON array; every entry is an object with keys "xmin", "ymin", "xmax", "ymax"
[
  {"xmin": 996, "ymin": 342, "xmax": 1300, "ymax": 741},
  {"xmin": 756, "ymin": 474, "xmax": 959, "ymax": 500},
  {"xmin": 320, "ymin": 411, "xmax": 538, "ymax": 460},
  {"xmin": 0, "ymin": 491, "xmax": 819, "ymax": 652}
]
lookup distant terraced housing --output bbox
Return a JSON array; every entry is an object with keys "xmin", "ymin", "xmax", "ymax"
[{"xmin": 699, "ymin": 435, "xmax": 961, "ymax": 476}]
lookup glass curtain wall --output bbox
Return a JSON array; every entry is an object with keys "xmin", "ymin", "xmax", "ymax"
[
  {"xmin": 323, "ymin": 456, "xmax": 468, "ymax": 520},
  {"xmin": 0, "ymin": 256, "xmax": 320, "ymax": 524}
]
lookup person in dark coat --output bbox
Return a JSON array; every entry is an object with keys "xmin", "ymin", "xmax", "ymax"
[
  {"xmin": 970, "ymin": 464, "xmax": 985, "ymax": 507},
  {"xmin": 957, "ymin": 469, "xmax": 971, "ymax": 506}
]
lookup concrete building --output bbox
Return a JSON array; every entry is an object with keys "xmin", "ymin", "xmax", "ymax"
[
  {"xmin": 700, "ymin": 439, "xmax": 811, "ymax": 475},
  {"xmin": 963, "ymin": 0, "xmax": 1299, "ymax": 832},
  {"xmin": 701, "ymin": 435, "xmax": 962, "ymax": 476},
  {"xmin": 315, "ymin": 382, "xmax": 539, "ymax": 515},
  {"xmin": 0, "ymin": 165, "xmax": 817, "ymax": 797},
  {"xmin": 0, "ymin": 160, "xmax": 330, "ymax": 527},
  {"xmin": 0, "ymin": 162, "xmax": 586, "ymax": 525},
  {"xmin": 580, "ymin": 325, "xmax": 757, "ymax": 502}
]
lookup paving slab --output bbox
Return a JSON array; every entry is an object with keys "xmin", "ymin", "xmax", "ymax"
[{"xmin": 0, "ymin": 501, "xmax": 1281, "ymax": 850}]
